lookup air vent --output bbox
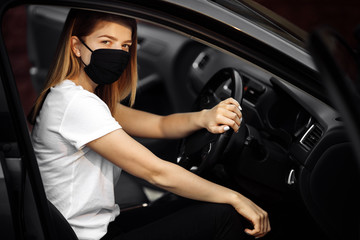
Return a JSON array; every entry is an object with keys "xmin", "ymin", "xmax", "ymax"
[{"xmin": 300, "ymin": 124, "xmax": 323, "ymax": 151}]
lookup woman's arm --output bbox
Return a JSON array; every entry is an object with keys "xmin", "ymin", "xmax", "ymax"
[
  {"xmin": 87, "ymin": 129, "xmax": 270, "ymax": 238},
  {"xmin": 114, "ymin": 98, "xmax": 242, "ymax": 139}
]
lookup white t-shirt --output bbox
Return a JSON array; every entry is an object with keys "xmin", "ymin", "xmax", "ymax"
[{"xmin": 31, "ymin": 80, "xmax": 122, "ymax": 240}]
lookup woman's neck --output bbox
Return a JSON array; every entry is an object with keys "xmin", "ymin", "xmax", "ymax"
[{"xmin": 71, "ymin": 70, "xmax": 98, "ymax": 93}]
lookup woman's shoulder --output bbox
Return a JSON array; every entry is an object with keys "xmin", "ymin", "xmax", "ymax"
[
  {"xmin": 51, "ymin": 80, "xmax": 102, "ymax": 104},
  {"xmin": 53, "ymin": 80, "xmax": 90, "ymax": 96},
  {"xmin": 40, "ymin": 80, "xmax": 105, "ymax": 120}
]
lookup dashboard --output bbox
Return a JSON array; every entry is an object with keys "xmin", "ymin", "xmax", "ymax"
[{"xmin": 169, "ymin": 35, "xmax": 350, "ymax": 201}]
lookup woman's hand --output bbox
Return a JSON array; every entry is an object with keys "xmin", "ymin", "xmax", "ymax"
[
  {"xmin": 201, "ymin": 97, "xmax": 243, "ymax": 134},
  {"xmin": 231, "ymin": 193, "xmax": 271, "ymax": 238}
]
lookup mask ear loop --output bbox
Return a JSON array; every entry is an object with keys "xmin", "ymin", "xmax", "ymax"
[
  {"xmin": 79, "ymin": 38, "xmax": 93, "ymax": 52},
  {"xmin": 78, "ymin": 38, "xmax": 93, "ymax": 67}
]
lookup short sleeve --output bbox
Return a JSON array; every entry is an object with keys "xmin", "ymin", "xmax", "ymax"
[{"xmin": 59, "ymin": 92, "xmax": 121, "ymax": 149}]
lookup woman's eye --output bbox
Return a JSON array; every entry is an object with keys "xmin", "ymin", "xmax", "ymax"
[
  {"xmin": 122, "ymin": 44, "xmax": 131, "ymax": 51},
  {"xmin": 102, "ymin": 40, "xmax": 111, "ymax": 45}
]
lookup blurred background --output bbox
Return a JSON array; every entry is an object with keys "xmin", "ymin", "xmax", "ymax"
[
  {"xmin": 2, "ymin": 0, "xmax": 360, "ymax": 116},
  {"xmin": 255, "ymin": 0, "xmax": 360, "ymax": 46}
]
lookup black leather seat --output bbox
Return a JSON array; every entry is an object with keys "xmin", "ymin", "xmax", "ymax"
[{"xmin": 48, "ymin": 200, "xmax": 78, "ymax": 239}]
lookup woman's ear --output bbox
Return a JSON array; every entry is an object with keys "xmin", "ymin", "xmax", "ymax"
[{"xmin": 71, "ymin": 36, "xmax": 81, "ymax": 57}]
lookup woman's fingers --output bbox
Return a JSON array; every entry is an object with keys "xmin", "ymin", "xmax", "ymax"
[
  {"xmin": 247, "ymin": 210, "xmax": 270, "ymax": 238},
  {"xmin": 203, "ymin": 97, "xmax": 244, "ymax": 134},
  {"xmin": 223, "ymin": 97, "xmax": 241, "ymax": 109},
  {"xmin": 221, "ymin": 98, "xmax": 242, "ymax": 117},
  {"xmin": 220, "ymin": 107, "xmax": 242, "ymax": 126},
  {"xmin": 211, "ymin": 98, "xmax": 242, "ymax": 133},
  {"xmin": 244, "ymin": 215, "xmax": 269, "ymax": 238},
  {"xmin": 234, "ymin": 196, "xmax": 271, "ymax": 238}
]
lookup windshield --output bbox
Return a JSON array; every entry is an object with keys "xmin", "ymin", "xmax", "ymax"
[{"xmin": 211, "ymin": 0, "xmax": 307, "ymax": 48}]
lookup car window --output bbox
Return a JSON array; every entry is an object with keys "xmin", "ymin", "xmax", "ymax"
[
  {"xmin": 2, "ymin": 5, "xmax": 258, "ymax": 116},
  {"xmin": 210, "ymin": 0, "xmax": 307, "ymax": 48},
  {"xmin": 2, "ymin": 5, "xmax": 37, "ymax": 119}
]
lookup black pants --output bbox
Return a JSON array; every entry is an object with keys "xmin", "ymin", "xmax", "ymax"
[{"xmin": 101, "ymin": 199, "xmax": 254, "ymax": 240}]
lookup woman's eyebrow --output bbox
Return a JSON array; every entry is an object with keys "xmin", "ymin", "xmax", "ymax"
[
  {"xmin": 123, "ymin": 40, "xmax": 133, "ymax": 44},
  {"xmin": 98, "ymin": 35, "xmax": 132, "ymax": 43},
  {"xmin": 97, "ymin": 35, "xmax": 118, "ymax": 41}
]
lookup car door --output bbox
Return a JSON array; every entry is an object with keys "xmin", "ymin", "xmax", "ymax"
[
  {"xmin": 0, "ymin": 78, "xmax": 17, "ymax": 240},
  {"xmin": 0, "ymin": 3, "xmax": 78, "ymax": 240}
]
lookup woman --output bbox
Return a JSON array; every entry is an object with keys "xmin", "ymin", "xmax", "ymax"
[{"xmin": 30, "ymin": 8, "xmax": 270, "ymax": 240}]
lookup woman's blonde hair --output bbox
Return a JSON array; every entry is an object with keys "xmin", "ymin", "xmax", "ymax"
[{"xmin": 28, "ymin": 9, "xmax": 138, "ymax": 124}]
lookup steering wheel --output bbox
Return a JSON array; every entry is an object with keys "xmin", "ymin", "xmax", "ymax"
[{"xmin": 176, "ymin": 68, "xmax": 243, "ymax": 174}]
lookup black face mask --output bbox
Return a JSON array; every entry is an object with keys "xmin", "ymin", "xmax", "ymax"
[{"xmin": 79, "ymin": 38, "xmax": 130, "ymax": 85}]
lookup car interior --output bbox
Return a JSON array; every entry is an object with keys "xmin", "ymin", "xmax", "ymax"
[{"xmin": 1, "ymin": 4, "xmax": 359, "ymax": 240}]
